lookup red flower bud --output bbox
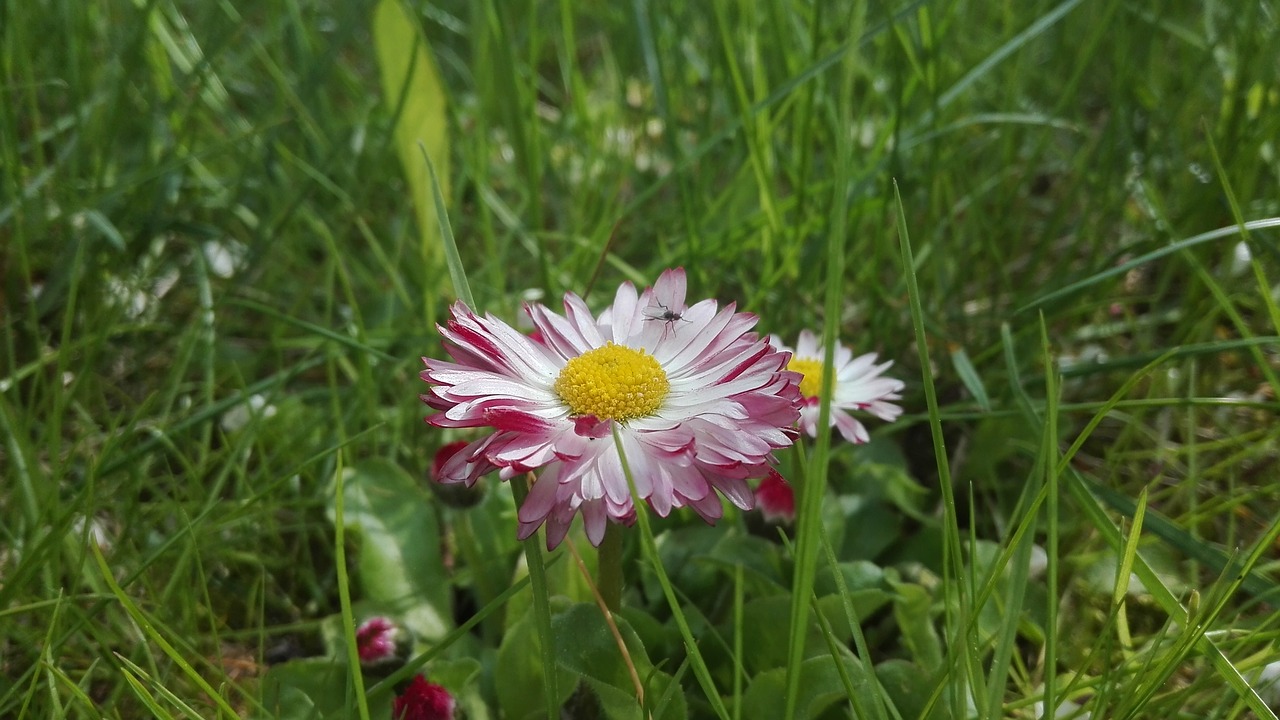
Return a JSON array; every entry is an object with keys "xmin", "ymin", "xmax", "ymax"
[
  {"xmin": 392, "ymin": 674, "xmax": 455, "ymax": 720},
  {"xmin": 755, "ymin": 469, "xmax": 795, "ymax": 524}
]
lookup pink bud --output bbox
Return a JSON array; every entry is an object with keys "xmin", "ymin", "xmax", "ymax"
[{"xmin": 355, "ymin": 617, "xmax": 400, "ymax": 665}]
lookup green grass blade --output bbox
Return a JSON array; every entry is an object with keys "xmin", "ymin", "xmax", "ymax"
[
  {"xmin": 893, "ymin": 180, "xmax": 971, "ymax": 719},
  {"xmin": 333, "ymin": 455, "xmax": 372, "ymax": 720},
  {"xmin": 508, "ymin": 479, "xmax": 563, "ymax": 720},
  {"xmin": 1202, "ymin": 120, "xmax": 1280, "ymax": 337},
  {"xmin": 820, "ymin": 527, "xmax": 894, "ymax": 720},
  {"xmin": 1040, "ymin": 315, "xmax": 1061, "ymax": 718},
  {"xmin": 1018, "ymin": 217, "xmax": 1280, "ymax": 314},
  {"xmin": 1111, "ymin": 486, "xmax": 1148, "ymax": 654},
  {"xmin": 420, "ymin": 143, "xmax": 474, "ymax": 309},
  {"xmin": 614, "ymin": 426, "xmax": 730, "ymax": 720},
  {"xmin": 91, "ymin": 545, "xmax": 241, "ymax": 720},
  {"xmin": 1065, "ymin": 472, "xmax": 1279, "ymax": 719}
]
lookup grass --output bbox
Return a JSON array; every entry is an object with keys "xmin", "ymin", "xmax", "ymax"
[{"xmin": 3, "ymin": 0, "xmax": 1279, "ymax": 718}]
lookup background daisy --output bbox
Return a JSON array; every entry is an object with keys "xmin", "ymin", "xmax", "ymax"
[{"xmin": 769, "ymin": 329, "xmax": 904, "ymax": 444}]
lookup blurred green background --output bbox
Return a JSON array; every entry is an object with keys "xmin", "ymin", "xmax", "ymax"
[{"xmin": 3, "ymin": 0, "xmax": 1279, "ymax": 717}]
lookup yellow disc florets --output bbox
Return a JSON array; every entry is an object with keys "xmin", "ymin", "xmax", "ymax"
[
  {"xmin": 788, "ymin": 357, "xmax": 824, "ymax": 399},
  {"xmin": 554, "ymin": 342, "xmax": 670, "ymax": 420}
]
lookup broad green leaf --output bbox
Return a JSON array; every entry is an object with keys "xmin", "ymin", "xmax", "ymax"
[
  {"xmin": 373, "ymin": 0, "xmax": 449, "ymax": 266},
  {"xmin": 737, "ymin": 594, "xmax": 855, "ymax": 675},
  {"xmin": 638, "ymin": 525, "xmax": 725, "ymax": 607},
  {"xmin": 553, "ymin": 603, "xmax": 648, "ymax": 690},
  {"xmin": 698, "ymin": 529, "xmax": 788, "ymax": 589},
  {"xmin": 326, "ymin": 459, "xmax": 451, "ymax": 641},
  {"xmin": 813, "ymin": 561, "xmax": 893, "ymax": 618},
  {"xmin": 858, "ymin": 463, "xmax": 929, "ymax": 521},
  {"xmin": 837, "ymin": 498, "xmax": 904, "ymax": 561},
  {"xmin": 259, "ymin": 658, "xmax": 395, "ymax": 720},
  {"xmin": 739, "ymin": 595, "xmax": 798, "ymax": 673},
  {"xmin": 876, "ymin": 659, "xmax": 949, "ymax": 720},
  {"xmin": 889, "ymin": 579, "xmax": 944, "ymax": 672},
  {"xmin": 257, "ymin": 683, "xmax": 318, "ymax": 720},
  {"xmin": 503, "ymin": 533, "xmax": 595, "ymax": 635},
  {"xmin": 744, "ymin": 653, "xmax": 872, "ymax": 720},
  {"xmin": 496, "ymin": 603, "xmax": 578, "ymax": 720},
  {"xmin": 551, "ymin": 602, "xmax": 687, "ymax": 720}
]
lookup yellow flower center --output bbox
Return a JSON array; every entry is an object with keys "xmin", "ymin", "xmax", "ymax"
[
  {"xmin": 788, "ymin": 357, "xmax": 824, "ymax": 399},
  {"xmin": 554, "ymin": 343, "xmax": 670, "ymax": 420}
]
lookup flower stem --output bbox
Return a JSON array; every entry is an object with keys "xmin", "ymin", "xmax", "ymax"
[
  {"xmin": 598, "ymin": 522, "xmax": 624, "ymax": 612},
  {"xmin": 510, "ymin": 474, "xmax": 561, "ymax": 717}
]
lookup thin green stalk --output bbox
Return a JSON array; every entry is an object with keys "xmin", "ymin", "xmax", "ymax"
[
  {"xmin": 510, "ymin": 478, "xmax": 562, "ymax": 719},
  {"xmin": 91, "ymin": 545, "xmax": 241, "ymax": 720},
  {"xmin": 1041, "ymin": 315, "xmax": 1060, "ymax": 719},
  {"xmin": 333, "ymin": 456, "xmax": 372, "ymax": 720},
  {"xmin": 1202, "ymin": 120, "xmax": 1280, "ymax": 338},
  {"xmin": 422, "ymin": 143, "xmax": 474, "ymax": 309},
  {"xmin": 733, "ymin": 563, "xmax": 744, "ymax": 720},
  {"xmin": 613, "ymin": 425, "xmax": 730, "ymax": 720},
  {"xmin": 820, "ymin": 526, "xmax": 895, "ymax": 720},
  {"xmin": 893, "ymin": 181, "xmax": 970, "ymax": 718},
  {"xmin": 783, "ymin": 29, "xmax": 857, "ymax": 719},
  {"xmin": 598, "ymin": 523, "xmax": 624, "ymax": 613}
]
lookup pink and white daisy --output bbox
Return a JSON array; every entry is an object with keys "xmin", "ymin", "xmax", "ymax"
[
  {"xmin": 768, "ymin": 329, "xmax": 904, "ymax": 444},
  {"xmin": 421, "ymin": 268, "xmax": 801, "ymax": 548}
]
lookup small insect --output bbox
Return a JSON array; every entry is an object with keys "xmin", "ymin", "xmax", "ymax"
[{"xmin": 643, "ymin": 301, "xmax": 687, "ymax": 333}]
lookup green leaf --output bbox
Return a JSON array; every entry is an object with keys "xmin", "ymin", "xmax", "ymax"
[
  {"xmin": 812, "ymin": 561, "xmax": 893, "ymax": 618},
  {"xmin": 857, "ymin": 463, "xmax": 929, "ymax": 521},
  {"xmin": 495, "ymin": 603, "xmax": 578, "ymax": 720},
  {"xmin": 260, "ymin": 658, "xmax": 395, "ymax": 720},
  {"xmin": 326, "ymin": 459, "xmax": 451, "ymax": 641},
  {"xmin": 651, "ymin": 525, "xmax": 727, "ymax": 601},
  {"xmin": 745, "ymin": 653, "xmax": 872, "ymax": 720},
  {"xmin": 503, "ymin": 537, "xmax": 595, "ymax": 636},
  {"xmin": 889, "ymin": 579, "xmax": 944, "ymax": 672},
  {"xmin": 551, "ymin": 602, "xmax": 687, "ymax": 720},
  {"xmin": 703, "ymin": 530, "xmax": 788, "ymax": 589},
  {"xmin": 837, "ymin": 498, "xmax": 904, "ymax": 561},
  {"xmin": 740, "ymin": 595, "xmax": 798, "ymax": 674},
  {"xmin": 373, "ymin": 0, "xmax": 450, "ymax": 267},
  {"xmin": 737, "ymin": 594, "xmax": 857, "ymax": 675},
  {"xmin": 875, "ymin": 660, "xmax": 948, "ymax": 720},
  {"xmin": 949, "ymin": 345, "xmax": 992, "ymax": 412}
]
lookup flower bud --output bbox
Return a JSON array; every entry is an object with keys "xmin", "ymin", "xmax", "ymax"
[
  {"xmin": 755, "ymin": 469, "xmax": 795, "ymax": 524},
  {"xmin": 355, "ymin": 616, "xmax": 407, "ymax": 667},
  {"xmin": 428, "ymin": 440, "xmax": 485, "ymax": 508},
  {"xmin": 393, "ymin": 674, "xmax": 456, "ymax": 720}
]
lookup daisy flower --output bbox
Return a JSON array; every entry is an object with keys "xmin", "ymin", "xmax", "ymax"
[
  {"xmin": 769, "ymin": 329, "xmax": 904, "ymax": 444},
  {"xmin": 421, "ymin": 268, "xmax": 801, "ymax": 548}
]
